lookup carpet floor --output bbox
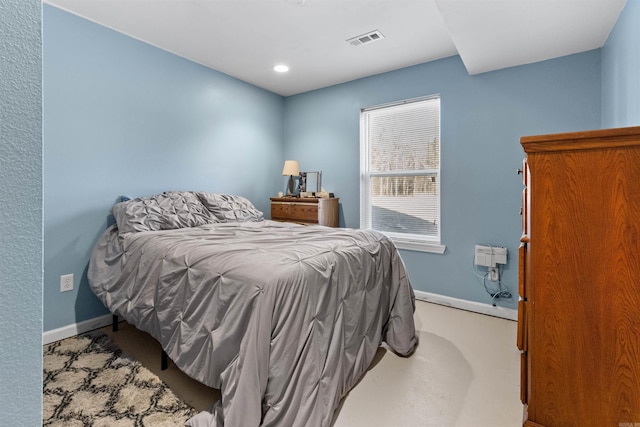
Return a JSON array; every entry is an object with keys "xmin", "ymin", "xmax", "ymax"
[{"xmin": 43, "ymin": 331, "xmax": 197, "ymax": 426}]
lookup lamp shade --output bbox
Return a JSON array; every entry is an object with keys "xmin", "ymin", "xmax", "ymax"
[{"xmin": 282, "ymin": 160, "xmax": 300, "ymax": 176}]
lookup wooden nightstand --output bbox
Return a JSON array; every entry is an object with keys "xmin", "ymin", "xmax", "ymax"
[{"xmin": 270, "ymin": 197, "xmax": 339, "ymax": 227}]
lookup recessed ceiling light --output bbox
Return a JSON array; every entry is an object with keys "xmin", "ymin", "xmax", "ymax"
[{"xmin": 274, "ymin": 64, "xmax": 290, "ymax": 73}]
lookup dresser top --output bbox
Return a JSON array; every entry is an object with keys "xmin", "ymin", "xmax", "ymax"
[
  {"xmin": 521, "ymin": 125, "xmax": 640, "ymax": 153},
  {"xmin": 270, "ymin": 197, "xmax": 338, "ymax": 203}
]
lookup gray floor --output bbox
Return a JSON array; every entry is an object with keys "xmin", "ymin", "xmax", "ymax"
[{"xmin": 101, "ymin": 301, "xmax": 523, "ymax": 427}]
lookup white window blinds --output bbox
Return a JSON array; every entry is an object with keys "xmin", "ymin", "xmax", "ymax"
[{"xmin": 360, "ymin": 95, "xmax": 442, "ymax": 250}]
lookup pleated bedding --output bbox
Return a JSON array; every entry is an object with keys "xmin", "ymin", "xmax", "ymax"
[{"xmin": 89, "ymin": 199, "xmax": 418, "ymax": 427}]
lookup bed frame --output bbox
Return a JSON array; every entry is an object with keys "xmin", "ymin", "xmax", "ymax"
[{"xmin": 112, "ymin": 314, "xmax": 169, "ymax": 370}]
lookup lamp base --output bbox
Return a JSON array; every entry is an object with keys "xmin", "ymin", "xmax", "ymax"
[{"xmin": 287, "ymin": 175, "xmax": 295, "ymax": 196}]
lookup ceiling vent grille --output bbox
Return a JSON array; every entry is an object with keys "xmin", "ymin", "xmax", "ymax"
[{"xmin": 347, "ymin": 30, "xmax": 385, "ymax": 47}]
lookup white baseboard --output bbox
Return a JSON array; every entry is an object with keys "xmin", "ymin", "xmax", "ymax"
[
  {"xmin": 42, "ymin": 292, "xmax": 515, "ymax": 344},
  {"xmin": 43, "ymin": 314, "xmax": 113, "ymax": 345},
  {"xmin": 414, "ymin": 290, "xmax": 518, "ymax": 321}
]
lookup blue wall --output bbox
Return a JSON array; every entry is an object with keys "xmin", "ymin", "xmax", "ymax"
[
  {"xmin": 43, "ymin": 5, "xmax": 284, "ymax": 331},
  {"xmin": 602, "ymin": 0, "xmax": 640, "ymax": 128},
  {"xmin": 0, "ymin": 0, "xmax": 43, "ymax": 423},
  {"xmin": 0, "ymin": 1, "xmax": 632, "ymax": 422},
  {"xmin": 284, "ymin": 53, "xmax": 602, "ymax": 309},
  {"xmin": 43, "ymin": 1, "xmax": 639, "ymax": 334}
]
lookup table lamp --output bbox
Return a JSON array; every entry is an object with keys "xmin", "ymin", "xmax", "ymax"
[{"xmin": 282, "ymin": 160, "xmax": 300, "ymax": 196}]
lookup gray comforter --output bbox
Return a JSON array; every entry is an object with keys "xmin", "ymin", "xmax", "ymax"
[{"xmin": 89, "ymin": 218, "xmax": 418, "ymax": 427}]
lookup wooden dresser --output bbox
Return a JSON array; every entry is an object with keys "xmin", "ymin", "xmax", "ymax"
[
  {"xmin": 518, "ymin": 126, "xmax": 640, "ymax": 427},
  {"xmin": 270, "ymin": 197, "xmax": 339, "ymax": 227}
]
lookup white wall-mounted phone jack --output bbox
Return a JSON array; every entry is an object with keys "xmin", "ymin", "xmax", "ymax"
[
  {"xmin": 475, "ymin": 245, "xmax": 506, "ymax": 282},
  {"xmin": 488, "ymin": 267, "xmax": 499, "ymax": 282}
]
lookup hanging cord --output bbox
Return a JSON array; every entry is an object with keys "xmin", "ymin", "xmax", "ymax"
[{"xmin": 471, "ymin": 257, "xmax": 512, "ymax": 306}]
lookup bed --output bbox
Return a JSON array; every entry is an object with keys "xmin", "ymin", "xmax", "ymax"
[{"xmin": 88, "ymin": 191, "xmax": 418, "ymax": 427}]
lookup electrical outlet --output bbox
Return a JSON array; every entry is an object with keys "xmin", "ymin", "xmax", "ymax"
[
  {"xmin": 489, "ymin": 267, "xmax": 499, "ymax": 282},
  {"xmin": 60, "ymin": 274, "xmax": 74, "ymax": 292}
]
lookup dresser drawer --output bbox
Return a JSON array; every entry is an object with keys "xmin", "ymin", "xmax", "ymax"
[
  {"xmin": 520, "ymin": 351, "xmax": 528, "ymax": 405},
  {"xmin": 517, "ymin": 300, "xmax": 526, "ymax": 351},
  {"xmin": 518, "ymin": 242, "xmax": 526, "ymax": 298}
]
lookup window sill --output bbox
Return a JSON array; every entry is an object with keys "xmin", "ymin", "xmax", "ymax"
[{"xmin": 391, "ymin": 238, "xmax": 446, "ymax": 254}]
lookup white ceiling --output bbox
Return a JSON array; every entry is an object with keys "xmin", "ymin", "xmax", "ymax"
[{"xmin": 45, "ymin": 0, "xmax": 627, "ymax": 97}]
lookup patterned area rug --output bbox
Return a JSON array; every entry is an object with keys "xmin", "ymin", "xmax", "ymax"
[{"xmin": 43, "ymin": 331, "xmax": 197, "ymax": 426}]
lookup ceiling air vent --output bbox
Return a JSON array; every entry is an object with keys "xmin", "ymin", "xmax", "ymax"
[{"xmin": 347, "ymin": 30, "xmax": 385, "ymax": 47}]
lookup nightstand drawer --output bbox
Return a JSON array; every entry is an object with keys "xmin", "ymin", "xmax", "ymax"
[
  {"xmin": 270, "ymin": 197, "xmax": 340, "ymax": 227},
  {"xmin": 271, "ymin": 201, "xmax": 318, "ymax": 223}
]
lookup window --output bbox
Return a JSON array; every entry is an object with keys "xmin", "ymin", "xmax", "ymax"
[{"xmin": 360, "ymin": 95, "xmax": 444, "ymax": 253}]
